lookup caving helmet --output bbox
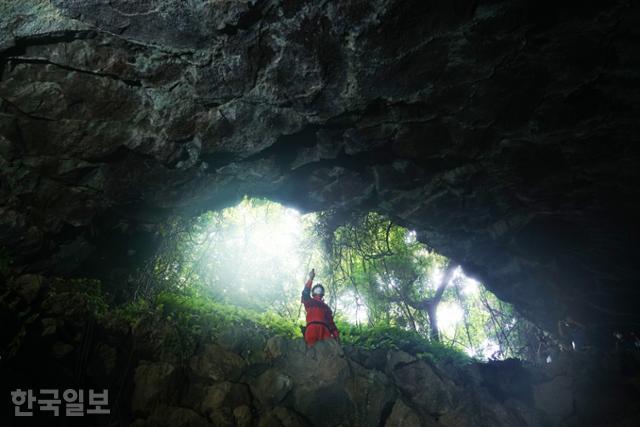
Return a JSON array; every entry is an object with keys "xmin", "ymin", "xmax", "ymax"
[{"xmin": 311, "ymin": 284, "xmax": 325, "ymax": 298}]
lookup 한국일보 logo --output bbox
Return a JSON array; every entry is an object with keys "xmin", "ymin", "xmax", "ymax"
[{"xmin": 10, "ymin": 389, "xmax": 110, "ymax": 417}]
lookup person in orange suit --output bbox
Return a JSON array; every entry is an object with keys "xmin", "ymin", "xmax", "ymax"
[{"xmin": 301, "ymin": 269, "xmax": 339, "ymax": 347}]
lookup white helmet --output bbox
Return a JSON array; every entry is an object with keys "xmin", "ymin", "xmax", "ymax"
[{"xmin": 311, "ymin": 284, "xmax": 325, "ymax": 297}]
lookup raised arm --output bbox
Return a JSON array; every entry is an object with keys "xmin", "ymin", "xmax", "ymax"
[{"xmin": 301, "ymin": 269, "xmax": 315, "ymax": 303}]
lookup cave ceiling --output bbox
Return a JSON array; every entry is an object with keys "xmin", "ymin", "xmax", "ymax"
[{"xmin": 1, "ymin": 0, "xmax": 639, "ymax": 341}]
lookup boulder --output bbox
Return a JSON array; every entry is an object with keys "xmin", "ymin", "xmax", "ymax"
[
  {"xmin": 51, "ymin": 341, "xmax": 74, "ymax": 358},
  {"xmin": 200, "ymin": 382, "xmax": 252, "ymax": 417},
  {"xmin": 532, "ymin": 375, "xmax": 573, "ymax": 425},
  {"xmin": 387, "ymin": 351, "xmax": 456, "ymax": 416},
  {"xmin": 190, "ymin": 343, "xmax": 246, "ymax": 382},
  {"xmin": 346, "ymin": 362, "xmax": 397, "ymax": 426},
  {"xmin": 385, "ymin": 400, "xmax": 429, "ymax": 427},
  {"xmin": 133, "ymin": 405, "xmax": 211, "ymax": 427},
  {"xmin": 218, "ymin": 328, "xmax": 267, "ymax": 364},
  {"xmin": 41, "ymin": 317, "xmax": 57, "ymax": 336},
  {"xmin": 258, "ymin": 407, "xmax": 309, "ymax": 427},
  {"xmin": 344, "ymin": 346, "xmax": 388, "ymax": 372},
  {"xmin": 265, "ymin": 336, "xmax": 290, "ymax": 361},
  {"xmin": 250, "ymin": 368, "xmax": 293, "ymax": 406},
  {"xmin": 233, "ymin": 405, "xmax": 254, "ymax": 427},
  {"xmin": 282, "ymin": 339, "xmax": 355, "ymax": 425},
  {"xmin": 283, "ymin": 339, "xmax": 349, "ymax": 385},
  {"xmin": 132, "ymin": 361, "xmax": 180, "ymax": 414},
  {"xmin": 11, "ymin": 274, "xmax": 42, "ymax": 304}
]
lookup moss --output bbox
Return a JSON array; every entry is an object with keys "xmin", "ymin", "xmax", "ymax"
[
  {"xmin": 31, "ymin": 277, "xmax": 468, "ymax": 366},
  {"xmin": 337, "ymin": 321, "xmax": 472, "ymax": 366}
]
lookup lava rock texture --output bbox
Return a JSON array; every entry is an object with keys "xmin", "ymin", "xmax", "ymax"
[
  {"xmin": 1, "ymin": 1, "xmax": 639, "ymax": 341},
  {"xmin": 2, "ymin": 277, "xmax": 639, "ymax": 426}
]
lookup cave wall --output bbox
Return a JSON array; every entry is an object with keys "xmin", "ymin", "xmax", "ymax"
[{"xmin": 1, "ymin": 0, "xmax": 639, "ymax": 342}]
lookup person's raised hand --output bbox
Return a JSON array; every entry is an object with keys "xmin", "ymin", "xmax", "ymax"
[{"xmin": 309, "ymin": 268, "xmax": 315, "ymax": 280}]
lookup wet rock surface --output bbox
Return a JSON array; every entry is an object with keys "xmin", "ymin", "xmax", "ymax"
[{"xmin": 1, "ymin": 0, "xmax": 639, "ymax": 354}]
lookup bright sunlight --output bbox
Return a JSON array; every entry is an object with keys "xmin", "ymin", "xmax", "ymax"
[{"xmin": 164, "ymin": 196, "xmax": 532, "ymax": 361}]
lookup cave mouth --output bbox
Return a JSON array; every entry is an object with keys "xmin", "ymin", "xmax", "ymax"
[{"xmin": 135, "ymin": 195, "xmax": 544, "ymax": 362}]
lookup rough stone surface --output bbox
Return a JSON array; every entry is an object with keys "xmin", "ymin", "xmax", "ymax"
[
  {"xmin": 132, "ymin": 405, "xmax": 211, "ymax": 427},
  {"xmin": 200, "ymin": 381, "xmax": 252, "ymax": 417},
  {"xmin": 189, "ymin": 343, "xmax": 246, "ymax": 382},
  {"xmin": 387, "ymin": 351, "xmax": 456, "ymax": 416},
  {"xmin": 1, "ymin": 277, "xmax": 639, "ymax": 427},
  {"xmin": 345, "ymin": 362, "xmax": 397, "ymax": 426},
  {"xmin": 385, "ymin": 400, "xmax": 429, "ymax": 427},
  {"xmin": 1, "ymin": 0, "xmax": 638, "ymax": 344},
  {"xmin": 250, "ymin": 368, "xmax": 293, "ymax": 406},
  {"xmin": 533, "ymin": 375, "xmax": 574, "ymax": 425},
  {"xmin": 259, "ymin": 406, "xmax": 308, "ymax": 427},
  {"xmin": 132, "ymin": 361, "xmax": 179, "ymax": 414}
]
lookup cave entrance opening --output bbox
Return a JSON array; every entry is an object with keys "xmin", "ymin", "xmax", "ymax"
[{"xmin": 147, "ymin": 196, "xmax": 545, "ymax": 362}]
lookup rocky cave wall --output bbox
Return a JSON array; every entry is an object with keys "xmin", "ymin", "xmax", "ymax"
[{"xmin": 1, "ymin": 0, "xmax": 639, "ymax": 343}]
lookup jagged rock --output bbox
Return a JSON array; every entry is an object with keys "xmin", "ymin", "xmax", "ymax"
[
  {"xmin": 190, "ymin": 343, "xmax": 246, "ymax": 382},
  {"xmin": 132, "ymin": 361, "xmax": 180, "ymax": 414}
]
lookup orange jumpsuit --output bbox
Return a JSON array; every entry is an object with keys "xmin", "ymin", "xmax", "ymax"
[{"xmin": 301, "ymin": 278, "xmax": 339, "ymax": 346}]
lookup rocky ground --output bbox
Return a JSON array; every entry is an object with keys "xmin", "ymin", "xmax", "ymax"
[{"xmin": 2, "ymin": 274, "xmax": 639, "ymax": 427}]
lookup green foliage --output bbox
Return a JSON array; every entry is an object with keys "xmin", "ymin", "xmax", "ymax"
[
  {"xmin": 106, "ymin": 286, "xmax": 301, "ymax": 361},
  {"xmin": 324, "ymin": 210, "xmax": 539, "ymax": 361},
  {"xmin": 148, "ymin": 197, "xmax": 325, "ymax": 319},
  {"xmin": 49, "ymin": 277, "xmax": 109, "ymax": 316},
  {"xmin": 134, "ymin": 198, "xmax": 540, "ymax": 362},
  {"xmin": 337, "ymin": 321, "xmax": 472, "ymax": 366}
]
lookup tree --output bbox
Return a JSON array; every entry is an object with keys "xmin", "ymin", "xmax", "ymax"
[{"xmin": 321, "ymin": 211, "xmax": 455, "ymax": 341}]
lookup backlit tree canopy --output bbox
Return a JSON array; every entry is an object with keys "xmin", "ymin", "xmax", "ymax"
[{"xmin": 146, "ymin": 197, "xmax": 548, "ymax": 361}]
